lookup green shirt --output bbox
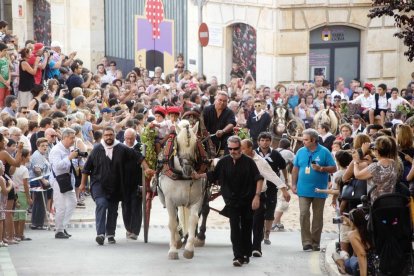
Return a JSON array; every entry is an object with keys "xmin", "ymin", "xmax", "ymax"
[{"xmin": 0, "ymin": 57, "xmax": 9, "ymax": 89}]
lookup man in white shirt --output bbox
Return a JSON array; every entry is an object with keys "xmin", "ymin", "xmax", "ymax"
[
  {"xmin": 241, "ymin": 139, "xmax": 290, "ymax": 258},
  {"xmin": 331, "ymin": 80, "xmax": 349, "ymax": 102},
  {"xmin": 49, "ymin": 128, "xmax": 78, "ymax": 239}
]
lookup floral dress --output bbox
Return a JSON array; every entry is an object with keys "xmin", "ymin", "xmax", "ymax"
[{"xmin": 367, "ymin": 160, "xmax": 400, "ymax": 202}]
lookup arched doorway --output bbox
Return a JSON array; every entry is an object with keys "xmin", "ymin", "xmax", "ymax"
[
  {"xmin": 309, "ymin": 26, "xmax": 361, "ymax": 88},
  {"xmin": 231, "ymin": 23, "xmax": 257, "ymax": 80}
]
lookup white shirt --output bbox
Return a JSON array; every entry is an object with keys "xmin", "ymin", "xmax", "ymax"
[
  {"xmin": 331, "ymin": 90, "xmax": 349, "ymax": 102},
  {"xmin": 376, "ymin": 94, "xmax": 388, "ymax": 109},
  {"xmin": 350, "ymin": 94, "xmax": 375, "ymax": 109},
  {"xmin": 49, "ymin": 142, "xmax": 75, "ymax": 188},
  {"xmin": 388, "ymin": 96, "xmax": 408, "ymax": 112},
  {"xmin": 12, "ymin": 165, "xmax": 29, "ymax": 192},
  {"xmin": 251, "ymin": 151, "xmax": 286, "ymax": 191}
]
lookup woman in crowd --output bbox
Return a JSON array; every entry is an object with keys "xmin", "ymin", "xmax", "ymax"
[
  {"xmin": 352, "ymin": 136, "xmax": 401, "ymax": 202},
  {"xmin": 0, "ymin": 133, "xmax": 22, "ymax": 244},
  {"xmin": 71, "ymin": 123, "xmax": 87, "ymax": 207},
  {"xmin": 29, "ymin": 137, "xmax": 51, "ymax": 230},
  {"xmin": 18, "ymin": 48, "xmax": 39, "ymax": 108},
  {"xmin": 317, "ymin": 123, "xmax": 336, "ymax": 151},
  {"xmin": 396, "ymin": 124, "xmax": 414, "ymax": 187},
  {"xmin": 313, "ymin": 87, "xmax": 326, "ymax": 111},
  {"xmin": 333, "ymin": 208, "xmax": 376, "ymax": 276},
  {"xmin": 337, "ymin": 123, "xmax": 353, "ymax": 142},
  {"xmin": 28, "ymin": 84, "xmax": 45, "ymax": 112}
]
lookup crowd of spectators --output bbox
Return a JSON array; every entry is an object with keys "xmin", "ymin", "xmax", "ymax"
[{"xmin": 1, "ymin": 19, "xmax": 414, "ymax": 273}]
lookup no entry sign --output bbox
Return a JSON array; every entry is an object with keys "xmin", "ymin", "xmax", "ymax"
[{"xmin": 198, "ymin": 23, "xmax": 209, "ymax": 47}]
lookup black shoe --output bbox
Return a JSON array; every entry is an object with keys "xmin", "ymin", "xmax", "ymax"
[
  {"xmin": 96, "ymin": 235, "xmax": 104, "ymax": 245},
  {"xmin": 232, "ymin": 258, "xmax": 243, "ymax": 267},
  {"xmin": 303, "ymin": 244, "xmax": 313, "ymax": 252},
  {"xmin": 64, "ymin": 230, "xmax": 72, "ymax": 237},
  {"xmin": 313, "ymin": 245, "xmax": 320, "ymax": 251},
  {"xmin": 252, "ymin": 250, "xmax": 262, "ymax": 257},
  {"xmin": 108, "ymin": 237, "xmax": 116, "ymax": 244},
  {"xmin": 243, "ymin": 256, "xmax": 250, "ymax": 264},
  {"xmin": 55, "ymin": 232, "xmax": 69, "ymax": 239}
]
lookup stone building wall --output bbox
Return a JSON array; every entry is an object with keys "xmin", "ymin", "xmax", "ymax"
[{"xmin": 187, "ymin": 0, "xmax": 412, "ymax": 88}]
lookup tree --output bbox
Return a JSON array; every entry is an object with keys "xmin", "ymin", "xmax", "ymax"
[{"xmin": 368, "ymin": 1, "xmax": 414, "ymax": 62}]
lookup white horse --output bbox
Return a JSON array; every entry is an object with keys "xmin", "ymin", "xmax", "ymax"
[{"xmin": 158, "ymin": 120, "xmax": 206, "ymax": 260}]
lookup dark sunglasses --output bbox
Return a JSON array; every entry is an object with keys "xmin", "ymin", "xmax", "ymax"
[
  {"xmin": 177, "ymin": 66, "xmax": 184, "ymax": 69},
  {"xmin": 228, "ymin": 147, "xmax": 240, "ymax": 151}
]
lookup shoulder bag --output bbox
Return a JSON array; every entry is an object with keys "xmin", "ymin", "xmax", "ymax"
[{"xmin": 51, "ymin": 161, "xmax": 74, "ymax": 193}]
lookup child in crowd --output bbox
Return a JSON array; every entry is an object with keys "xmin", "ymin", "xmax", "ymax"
[
  {"xmin": 152, "ymin": 106, "xmax": 171, "ymax": 154},
  {"xmin": 272, "ymin": 138, "xmax": 295, "ymax": 231},
  {"xmin": 12, "ymin": 149, "xmax": 32, "ymax": 241}
]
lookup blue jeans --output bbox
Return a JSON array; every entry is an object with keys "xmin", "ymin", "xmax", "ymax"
[
  {"xmin": 345, "ymin": 256, "xmax": 359, "ymax": 276},
  {"xmin": 95, "ymin": 197, "xmax": 119, "ymax": 237}
]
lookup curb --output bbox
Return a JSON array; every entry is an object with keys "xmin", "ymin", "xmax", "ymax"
[{"xmin": 325, "ymin": 240, "xmax": 351, "ymax": 276}]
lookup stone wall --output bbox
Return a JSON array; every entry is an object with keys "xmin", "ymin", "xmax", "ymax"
[
  {"xmin": 12, "ymin": 0, "xmax": 104, "ymax": 71},
  {"xmin": 188, "ymin": 0, "xmax": 412, "ymax": 88}
]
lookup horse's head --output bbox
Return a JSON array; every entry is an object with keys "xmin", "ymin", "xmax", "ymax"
[
  {"xmin": 175, "ymin": 120, "xmax": 199, "ymax": 178},
  {"xmin": 273, "ymin": 105, "xmax": 288, "ymax": 134}
]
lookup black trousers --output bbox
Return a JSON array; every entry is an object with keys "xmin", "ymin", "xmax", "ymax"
[
  {"xmin": 252, "ymin": 193, "xmax": 266, "ymax": 252},
  {"xmin": 229, "ymin": 203, "xmax": 254, "ymax": 259},
  {"xmin": 31, "ymin": 191, "xmax": 46, "ymax": 227},
  {"xmin": 121, "ymin": 191, "xmax": 142, "ymax": 235}
]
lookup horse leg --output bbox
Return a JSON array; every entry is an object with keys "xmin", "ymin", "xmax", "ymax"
[
  {"xmin": 183, "ymin": 204, "xmax": 200, "ymax": 259},
  {"xmin": 166, "ymin": 201, "xmax": 179, "ymax": 260},
  {"xmin": 195, "ymin": 193, "xmax": 209, "ymax": 247}
]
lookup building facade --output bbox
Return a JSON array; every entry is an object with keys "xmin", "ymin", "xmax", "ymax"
[
  {"xmin": 9, "ymin": 0, "xmax": 413, "ymax": 89},
  {"xmin": 186, "ymin": 0, "xmax": 413, "ymax": 89}
]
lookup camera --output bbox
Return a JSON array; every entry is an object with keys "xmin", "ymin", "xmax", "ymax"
[
  {"xmin": 75, "ymin": 149, "xmax": 88, "ymax": 158},
  {"xmin": 332, "ymin": 217, "xmax": 343, "ymax": 224}
]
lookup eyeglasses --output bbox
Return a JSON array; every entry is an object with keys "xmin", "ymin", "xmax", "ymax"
[
  {"xmin": 334, "ymin": 99, "xmax": 341, "ymax": 102},
  {"xmin": 50, "ymin": 135, "xmax": 57, "ymax": 138},
  {"xmin": 318, "ymin": 91, "xmax": 325, "ymax": 94},
  {"xmin": 177, "ymin": 66, "xmax": 184, "ymax": 69},
  {"xmin": 228, "ymin": 147, "xmax": 240, "ymax": 151},
  {"xmin": 22, "ymin": 111, "xmax": 30, "ymax": 114}
]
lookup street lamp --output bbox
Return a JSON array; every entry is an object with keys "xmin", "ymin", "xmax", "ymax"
[{"xmin": 192, "ymin": 0, "xmax": 208, "ymax": 77}]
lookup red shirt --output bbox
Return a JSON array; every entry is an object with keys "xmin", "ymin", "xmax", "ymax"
[{"xmin": 27, "ymin": 54, "xmax": 43, "ymax": 84}]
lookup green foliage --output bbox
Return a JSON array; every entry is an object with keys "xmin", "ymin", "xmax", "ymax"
[
  {"xmin": 368, "ymin": 1, "xmax": 414, "ymax": 61},
  {"xmin": 234, "ymin": 127, "xmax": 250, "ymax": 140},
  {"xmin": 140, "ymin": 125, "xmax": 158, "ymax": 170}
]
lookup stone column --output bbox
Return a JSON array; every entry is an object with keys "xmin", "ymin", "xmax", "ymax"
[
  {"xmin": 50, "ymin": 0, "xmax": 104, "ymax": 70},
  {"xmin": 12, "ymin": 0, "xmax": 34, "ymax": 47}
]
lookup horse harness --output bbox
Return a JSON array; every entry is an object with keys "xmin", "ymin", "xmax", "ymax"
[{"xmin": 159, "ymin": 132, "xmax": 209, "ymax": 181}]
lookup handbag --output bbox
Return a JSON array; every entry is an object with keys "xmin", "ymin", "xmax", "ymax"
[
  {"xmin": 51, "ymin": 162, "xmax": 74, "ymax": 193},
  {"xmin": 341, "ymin": 178, "xmax": 367, "ymax": 201}
]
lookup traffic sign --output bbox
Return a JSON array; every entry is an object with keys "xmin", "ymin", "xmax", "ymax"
[{"xmin": 198, "ymin": 23, "xmax": 209, "ymax": 47}]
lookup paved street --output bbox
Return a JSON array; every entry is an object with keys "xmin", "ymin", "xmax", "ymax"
[
  {"xmin": 3, "ymin": 226, "xmax": 336, "ymax": 276},
  {"xmin": 0, "ymin": 195, "xmax": 339, "ymax": 275}
]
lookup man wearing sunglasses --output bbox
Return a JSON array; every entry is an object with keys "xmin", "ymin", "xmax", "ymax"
[{"xmin": 193, "ymin": 135, "xmax": 264, "ymax": 267}]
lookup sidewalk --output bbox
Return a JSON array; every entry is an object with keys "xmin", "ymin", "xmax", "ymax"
[{"xmin": 325, "ymin": 240, "xmax": 351, "ymax": 276}]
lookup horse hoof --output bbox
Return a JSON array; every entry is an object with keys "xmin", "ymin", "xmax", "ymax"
[
  {"xmin": 168, "ymin": 252, "xmax": 179, "ymax": 260},
  {"xmin": 183, "ymin": 250, "xmax": 194, "ymax": 259},
  {"xmin": 176, "ymin": 239, "xmax": 183, "ymax": 249},
  {"xmin": 194, "ymin": 237, "xmax": 205, "ymax": 247}
]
